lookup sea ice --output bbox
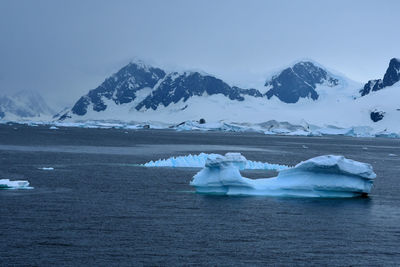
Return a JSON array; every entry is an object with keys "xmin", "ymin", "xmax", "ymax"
[
  {"xmin": 143, "ymin": 153, "xmax": 289, "ymax": 171},
  {"xmin": 39, "ymin": 167, "xmax": 54, "ymax": 170},
  {"xmin": 190, "ymin": 153, "xmax": 376, "ymax": 197},
  {"xmin": 0, "ymin": 179, "xmax": 32, "ymax": 189}
]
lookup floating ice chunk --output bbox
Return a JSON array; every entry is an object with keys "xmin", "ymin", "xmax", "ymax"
[
  {"xmin": 285, "ymin": 130, "xmax": 311, "ymax": 136},
  {"xmin": 49, "ymin": 126, "xmax": 58, "ymax": 130},
  {"xmin": 190, "ymin": 153, "xmax": 376, "ymax": 198},
  {"xmin": 375, "ymin": 130, "xmax": 400, "ymax": 138},
  {"xmin": 388, "ymin": 154, "xmax": 397, "ymax": 157},
  {"xmin": 143, "ymin": 153, "xmax": 289, "ymax": 171},
  {"xmin": 311, "ymin": 127, "xmax": 354, "ymax": 136},
  {"xmin": 0, "ymin": 179, "xmax": 32, "ymax": 189},
  {"xmin": 351, "ymin": 126, "xmax": 374, "ymax": 137},
  {"xmin": 39, "ymin": 167, "xmax": 54, "ymax": 170}
]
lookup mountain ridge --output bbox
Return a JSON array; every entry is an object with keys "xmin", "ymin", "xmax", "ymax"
[
  {"xmin": 60, "ymin": 59, "xmax": 351, "ymax": 121},
  {"xmin": 360, "ymin": 58, "xmax": 400, "ymax": 96}
]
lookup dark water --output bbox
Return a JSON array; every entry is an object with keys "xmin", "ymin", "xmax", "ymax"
[{"xmin": 1, "ymin": 124, "xmax": 400, "ymax": 266}]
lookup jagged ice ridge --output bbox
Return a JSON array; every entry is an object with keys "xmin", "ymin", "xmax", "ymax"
[{"xmin": 143, "ymin": 152, "xmax": 290, "ymax": 171}]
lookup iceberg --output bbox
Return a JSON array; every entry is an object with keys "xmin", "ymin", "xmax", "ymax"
[
  {"xmin": 190, "ymin": 153, "xmax": 376, "ymax": 198},
  {"xmin": 39, "ymin": 167, "xmax": 54, "ymax": 170},
  {"xmin": 0, "ymin": 179, "xmax": 32, "ymax": 189},
  {"xmin": 143, "ymin": 153, "xmax": 289, "ymax": 171},
  {"xmin": 375, "ymin": 130, "xmax": 400, "ymax": 138}
]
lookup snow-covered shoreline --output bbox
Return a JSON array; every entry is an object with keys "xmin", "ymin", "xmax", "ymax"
[{"xmin": 1, "ymin": 119, "xmax": 399, "ymax": 139}]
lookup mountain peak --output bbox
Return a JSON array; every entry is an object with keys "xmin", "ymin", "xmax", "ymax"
[
  {"xmin": 264, "ymin": 61, "xmax": 339, "ymax": 103},
  {"xmin": 70, "ymin": 61, "xmax": 166, "ymax": 116},
  {"xmin": 360, "ymin": 57, "xmax": 400, "ymax": 96}
]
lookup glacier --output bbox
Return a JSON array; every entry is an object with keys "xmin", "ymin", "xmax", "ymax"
[
  {"xmin": 190, "ymin": 153, "xmax": 376, "ymax": 197},
  {"xmin": 143, "ymin": 152, "xmax": 289, "ymax": 171},
  {"xmin": 0, "ymin": 179, "xmax": 32, "ymax": 189}
]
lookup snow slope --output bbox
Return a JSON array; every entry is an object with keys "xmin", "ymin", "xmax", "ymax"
[
  {"xmin": 55, "ymin": 59, "xmax": 400, "ymax": 133},
  {"xmin": 62, "ymin": 81, "xmax": 400, "ymax": 132}
]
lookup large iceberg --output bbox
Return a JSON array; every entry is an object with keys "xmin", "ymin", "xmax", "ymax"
[
  {"xmin": 190, "ymin": 153, "xmax": 376, "ymax": 197},
  {"xmin": 0, "ymin": 179, "xmax": 32, "ymax": 189},
  {"xmin": 143, "ymin": 152, "xmax": 289, "ymax": 171}
]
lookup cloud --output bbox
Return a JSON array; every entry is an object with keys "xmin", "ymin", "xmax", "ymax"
[{"xmin": 0, "ymin": 0, "xmax": 398, "ymax": 110}]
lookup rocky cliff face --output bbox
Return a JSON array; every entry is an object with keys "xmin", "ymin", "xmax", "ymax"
[
  {"xmin": 360, "ymin": 58, "xmax": 400, "ymax": 96},
  {"xmin": 71, "ymin": 62, "xmax": 166, "ymax": 116},
  {"xmin": 63, "ymin": 61, "xmax": 263, "ymax": 119},
  {"xmin": 136, "ymin": 71, "xmax": 262, "ymax": 111},
  {"xmin": 264, "ymin": 61, "xmax": 339, "ymax": 103}
]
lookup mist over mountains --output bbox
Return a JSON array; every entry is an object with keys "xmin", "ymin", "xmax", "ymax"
[{"xmin": 0, "ymin": 90, "xmax": 54, "ymax": 120}]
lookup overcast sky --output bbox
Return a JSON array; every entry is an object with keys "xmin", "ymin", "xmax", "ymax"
[{"xmin": 0, "ymin": 0, "xmax": 399, "ymax": 109}]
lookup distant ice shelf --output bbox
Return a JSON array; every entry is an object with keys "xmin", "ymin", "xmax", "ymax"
[
  {"xmin": 2, "ymin": 119, "xmax": 400, "ymax": 139},
  {"xmin": 0, "ymin": 179, "xmax": 33, "ymax": 189},
  {"xmin": 143, "ymin": 152, "xmax": 289, "ymax": 171},
  {"xmin": 190, "ymin": 153, "xmax": 376, "ymax": 198}
]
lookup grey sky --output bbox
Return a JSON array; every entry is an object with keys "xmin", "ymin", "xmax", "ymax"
[{"xmin": 0, "ymin": 0, "xmax": 399, "ymax": 109}]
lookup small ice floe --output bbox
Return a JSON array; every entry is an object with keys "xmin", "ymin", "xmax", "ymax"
[
  {"xmin": 302, "ymin": 145, "xmax": 308, "ymax": 149},
  {"xmin": 362, "ymin": 147, "xmax": 368, "ymax": 150},
  {"xmin": 39, "ymin": 167, "xmax": 54, "ymax": 170},
  {"xmin": 190, "ymin": 153, "xmax": 376, "ymax": 198},
  {"xmin": 49, "ymin": 126, "xmax": 59, "ymax": 130},
  {"xmin": 0, "ymin": 179, "xmax": 33, "ymax": 189},
  {"xmin": 143, "ymin": 153, "xmax": 289, "ymax": 171},
  {"xmin": 388, "ymin": 154, "xmax": 397, "ymax": 157}
]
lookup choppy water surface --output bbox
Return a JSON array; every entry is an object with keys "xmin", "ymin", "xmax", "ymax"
[{"xmin": 0, "ymin": 125, "xmax": 399, "ymax": 266}]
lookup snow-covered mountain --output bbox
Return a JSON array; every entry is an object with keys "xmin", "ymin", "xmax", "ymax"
[
  {"xmin": 59, "ymin": 60, "xmax": 355, "ymax": 119},
  {"xmin": 56, "ymin": 58, "xmax": 400, "ymax": 132},
  {"xmin": 359, "ymin": 58, "xmax": 400, "ymax": 96},
  {"xmin": 0, "ymin": 91, "xmax": 54, "ymax": 120},
  {"xmin": 59, "ymin": 61, "xmax": 262, "ymax": 120},
  {"xmin": 264, "ymin": 61, "xmax": 340, "ymax": 103}
]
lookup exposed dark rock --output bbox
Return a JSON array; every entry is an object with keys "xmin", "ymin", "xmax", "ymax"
[
  {"xmin": 71, "ymin": 62, "xmax": 166, "ymax": 116},
  {"xmin": 264, "ymin": 61, "xmax": 339, "ymax": 103},
  {"xmin": 199, "ymin": 118, "xmax": 206, "ymax": 124},
  {"xmin": 370, "ymin": 110, "xmax": 385, "ymax": 122},
  {"xmin": 135, "ymin": 72, "xmax": 261, "ymax": 110},
  {"xmin": 360, "ymin": 79, "xmax": 383, "ymax": 96},
  {"xmin": 68, "ymin": 62, "xmax": 263, "ymax": 117},
  {"xmin": 59, "ymin": 113, "xmax": 71, "ymax": 121},
  {"xmin": 383, "ymin": 58, "xmax": 400, "ymax": 87},
  {"xmin": 360, "ymin": 58, "xmax": 400, "ymax": 96}
]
